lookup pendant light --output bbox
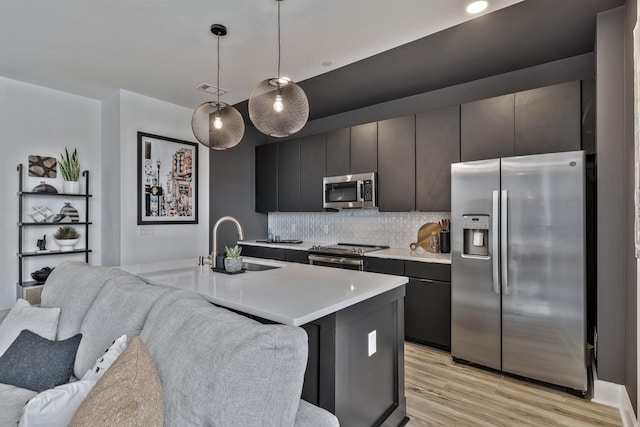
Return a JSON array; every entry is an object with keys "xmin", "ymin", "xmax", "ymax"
[
  {"xmin": 248, "ymin": 0, "xmax": 309, "ymax": 138},
  {"xmin": 192, "ymin": 24, "xmax": 245, "ymax": 150}
]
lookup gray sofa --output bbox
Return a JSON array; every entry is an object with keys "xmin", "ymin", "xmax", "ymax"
[{"xmin": 0, "ymin": 261, "xmax": 339, "ymax": 426}]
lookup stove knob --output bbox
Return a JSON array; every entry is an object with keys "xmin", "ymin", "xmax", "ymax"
[
  {"xmin": 352, "ymin": 248, "xmax": 357, "ymax": 253},
  {"xmin": 358, "ymin": 249, "xmax": 364, "ymax": 254}
]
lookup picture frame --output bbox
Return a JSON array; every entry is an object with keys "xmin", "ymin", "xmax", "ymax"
[{"xmin": 137, "ymin": 132, "xmax": 198, "ymax": 225}]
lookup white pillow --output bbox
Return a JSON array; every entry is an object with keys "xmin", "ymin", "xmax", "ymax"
[
  {"xmin": 18, "ymin": 335, "xmax": 128, "ymax": 427},
  {"xmin": 0, "ymin": 299, "xmax": 60, "ymax": 357}
]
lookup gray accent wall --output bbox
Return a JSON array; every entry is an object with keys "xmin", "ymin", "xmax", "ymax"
[
  {"xmin": 209, "ymin": 126, "xmax": 268, "ymax": 252},
  {"xmin": 624, "ymin": 0, "xmax": 638, "ymax": 412}
]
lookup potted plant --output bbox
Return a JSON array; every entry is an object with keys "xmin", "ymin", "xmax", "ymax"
[
  {"xmin": 224, "ymin": 245, "xmax": 243, "ymax": 272},
  {"xmin": 59, "ymin": 147, "xmax": 81, "ymax": 194},
  {"xmin": 53, "ymin": 226, "xmax": 80, "ymax": 252}
]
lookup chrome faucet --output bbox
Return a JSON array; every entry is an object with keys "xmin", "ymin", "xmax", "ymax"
[{"xmin": 211, "ymin": 216, "xmax": 244, "ymax": 270}]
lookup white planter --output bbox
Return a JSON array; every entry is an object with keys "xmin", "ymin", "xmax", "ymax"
[
  {"xmin": 224, "ymin": 257, "xmax": 243, "ymax": 272},
  {"xmin": 63, "ymin": 181, "xmax": 80, "ymax": 195},
  {"xmin": 55, "ymin": 238, "xmax": 79, "ymax": 252}
]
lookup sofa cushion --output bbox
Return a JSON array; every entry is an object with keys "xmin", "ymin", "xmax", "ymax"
[
  {"xmin": 140, "ymin": 290, "xmax": 308, "ymax": 427},
  {"xmin": 69, "ymin": 336, "xmax": 163, "ymax": 427},
  {"xmin": 0, "ymin": 330, "xmax": 81, "ymax": 392},
  {"xmin": 41, "ymin": 262, "xmax": 129, "ymax": 340},
  {"xmin": 295, "ymin": 400, "xmax": 340, "ymax": 427},
  {"xmin": 74, "ymin": 275, "xmax": 169, "ymax": 378},
  {"xmin": 19, "ymin": 335, "xmax": 128, "ymax": 427},
  {"xmin": 0, "ymin": 299, "xmax": 60, "ymax": 358},
  {"xmin": 0, "ymin": 383, "xmax": 37, "ymax": 427}
]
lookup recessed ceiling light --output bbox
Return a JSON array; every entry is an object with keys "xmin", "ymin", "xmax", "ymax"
[
  {"xmin": 321, "ymin": 60, "xmax": 332, "ymax": 67},
  {"xmin": 466, "ymin": 1, "xmax": 488, "ymax": 14}
]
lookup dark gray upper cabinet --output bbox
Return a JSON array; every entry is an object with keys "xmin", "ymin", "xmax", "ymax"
[
  {"xmin": 461, "ymin": 93, "xmax": 515, "ymax": 161},
  {"xmin": 277, "ymin": 139, "xmax": 300, "ymax": 212},
  {"xmin": 416, "ymin": 106, "xmax": 460, "ymax": 211},
  {"xmin": 515, "ymin": 80, "xmax": 581, "ymax": 156},
  {"xmin": 377, "ymin": 115, "xmax": 416, "ymax": 212},
  {"xmin": 326, "ymin": 128, "xmax": 350, "ymax": 177},
  {"xmin": 255, "ymin": 143, "xmax": 278, "ymax": 213},
  {"xmin": 350, "ymin": 122, "xmax": 378, "ymax": 174},
  {"xmin": 300, "ymin": 134, "xmax": 326, "ymax": 212}
]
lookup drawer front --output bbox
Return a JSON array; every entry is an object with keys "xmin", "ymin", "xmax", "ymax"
[
  {"xmin": 262, "ymin": 247, "xmax": 287, "ymax": 261},
  {"xmin": 404, "ymin": 261, "xmax": 451, "ymax": 282},
  {"xmin": 285, "ymin": 249, "xmax": 309, "ymax": 264},
  {"xmin": 364, "ymin": 258, "xmax": 405, "ymax": 275},
  {"xmin": 240, "ymin": 245, "xmax": 263, "ymax": 258}
]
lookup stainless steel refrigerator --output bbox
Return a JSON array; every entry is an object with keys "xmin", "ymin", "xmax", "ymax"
[{"xmin": 451, "ymin": 150, "xmax": 587, "ymax": 392}]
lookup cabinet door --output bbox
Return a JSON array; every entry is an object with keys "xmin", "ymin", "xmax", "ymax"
[
  {"xmin": 405, "ymin": 278, "xmax": 451, "ymax": 350},
  {"xmin": 326, "ymin": 128, "xmax": 350, "ymax": 176},
  {"xmin": 378, "ymin": 115, "xmax": 416, "ymax": 212},
  {"xmin": 350, "ymin": 122, "xmax": 377, "ymax": 174},
  {"xmin": 300, "ymin": 134, "xmax": 326, "ymax": 212},
  {"xmin": 255, "ymin": 143, "xmax": 278, "ymax": 213},
  {"xmin": 364, "ymin": 258, "xmax": 404, "ymax": 275},
  {"xmin": 240, "ymin": 245, "xmax": 263, "ymax": 258},
  {"xmin": 285, "ymin": 249, "xmax": 309, "ymax": 264},
  {"xmin": 262, "ymin": 247, "xmax": 286, "ymax": 261},
  {"xmin": 416, "ymin": 106, "xmax": 460, "ymax": 211},
  {"xmin": 461, "ymin": 94, "xmax": 514, "ymax": 161},
  {"xmin": 277, "ymin": 139, "xmax": 300, "ymax": 212},
  {"xmin": 515, "ymin": 80, "xmax": 581, "ymax": 156}
]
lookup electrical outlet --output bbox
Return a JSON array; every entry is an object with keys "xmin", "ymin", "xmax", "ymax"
[
  {"xmin": 323, "ymin": 225, "xmax": 329, "ymax": 234},
  {"xmin": 368, "ymin": 330, "xmax": 377, "ymax": 357},
  {"xmin": 139, "ymin": 225, "xmax": 154, "ymax": 235}
]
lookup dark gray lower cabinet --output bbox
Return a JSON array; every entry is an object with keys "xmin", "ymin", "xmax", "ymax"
[
  {"xmin": 262, "ymin": 247, "xmax": 286, "ymax": 261},
  {"xmin": 285, "ymin": 249, "xmax": 309, "ymax": 264},
  {"xmin": 302, "ymin": 287, "xmax": 408, "ymax": 427},
  {"xmin": 239, "ymin": 245, "xmax": 263, "ymax": 258},
  {"xmin": 405, "ymin": 278, "xmax": 451, "ymax": 350},
  {"xmin": 404, "ymin": 262, "xmax": 451, "ymax": 350}
]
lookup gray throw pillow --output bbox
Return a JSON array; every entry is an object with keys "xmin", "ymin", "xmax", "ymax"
[{"xmin": 0, "ymin": 330, "xmax": 81, "ymax": 392}]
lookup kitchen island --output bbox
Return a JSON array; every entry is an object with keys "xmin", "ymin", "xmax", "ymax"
[{"xmin": 119, "ymin": 258, "xmax": 409, "ymax": 427}]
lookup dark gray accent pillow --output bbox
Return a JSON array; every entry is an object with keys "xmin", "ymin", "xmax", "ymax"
[{"xmin": 0, "ymin": 329, "xmax": 81, "ymax": 392}]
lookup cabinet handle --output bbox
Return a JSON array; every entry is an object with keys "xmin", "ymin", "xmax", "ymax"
[{"xmin": 416, "ymin": 278, "xmax": 433, "ymax": 283}]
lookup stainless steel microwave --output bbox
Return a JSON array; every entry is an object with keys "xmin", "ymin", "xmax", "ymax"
[{"xmin": 323, "ymin": 172, "xmax": 377, "ymax": 209}]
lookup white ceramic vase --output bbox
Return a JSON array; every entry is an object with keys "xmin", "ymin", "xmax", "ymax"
[
  {"xmin": 63, "ymin": 181, "xmax": 80, "ymax": 195},
  {"xmin": 55, "ymin": 238, "xmax": 79, "ymax": 252}
]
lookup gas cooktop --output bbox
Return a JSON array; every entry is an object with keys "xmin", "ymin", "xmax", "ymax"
[{"xmin": 308, "ymin": 243, "xmax": 389, "ymax": 255}]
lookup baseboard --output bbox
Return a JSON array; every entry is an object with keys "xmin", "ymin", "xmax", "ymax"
[{"xmin": 591, "ymin": 364, "xmax": 638, "ymax": 427}]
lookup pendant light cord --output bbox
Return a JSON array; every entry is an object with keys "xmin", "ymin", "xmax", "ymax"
[
  {"xmin": 277, "ymin": 0, "xmax": 281, "ymax": 80},
  {"xmin": 216, "ymin": 34, "xmax": 221, "ymax": 110}
]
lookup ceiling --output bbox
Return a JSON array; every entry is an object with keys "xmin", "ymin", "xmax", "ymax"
[
  {"xmin": 0, "ymin": 0, "xmax": 625, "ymax": 125},
  {"xmin": 0, "ymin": 0, "xmax": 524, "ymax": 112}
]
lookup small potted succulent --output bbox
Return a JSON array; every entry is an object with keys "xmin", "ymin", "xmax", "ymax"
[
  {"xmin": 53, "ymin": 226, "xmax": 80, "ymax": 252},
  {"xmin": 224, "ymin": 245, "xmax": 243, "ymax": 272},
  {"xmin": 59, "ymin": 147, "xmax": 81, "ymax": 194}
]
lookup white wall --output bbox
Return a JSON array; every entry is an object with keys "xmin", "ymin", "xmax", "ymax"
[
  {"xmin": 104, "ymin": 90, "xmax": 209, "ymax": 266},
  {"xmin": 0, "ymin": 77, "xmax": 102, "ymax": 310}
]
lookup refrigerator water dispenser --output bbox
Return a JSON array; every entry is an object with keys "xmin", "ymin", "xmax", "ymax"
[{"xmin": 462, "ymin": 215, "xmax": 490, "ymax": 257}]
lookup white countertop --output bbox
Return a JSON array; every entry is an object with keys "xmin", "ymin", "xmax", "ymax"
[
  {"xmin": 239, "ymin": 239, "xmax": 451, "ymax": 264},
  {"xmin": 118, "ymin": 257, "xmax": 408, "ymax": 327}
]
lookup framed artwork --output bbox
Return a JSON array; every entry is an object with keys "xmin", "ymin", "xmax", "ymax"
[{"xmin": 137, "ymin": 132, "xmax": 198, "ymax": 225}]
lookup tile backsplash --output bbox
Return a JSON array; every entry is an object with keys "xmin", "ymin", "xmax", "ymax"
[{"xmin": 268, "ymin": 209, "xmax": 450, "ymax": 249}]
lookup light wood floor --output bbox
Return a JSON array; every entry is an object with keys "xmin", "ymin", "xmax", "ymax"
[{"xmin": 404, "ymin": 342, "xmax": 622, "ymax": 427}]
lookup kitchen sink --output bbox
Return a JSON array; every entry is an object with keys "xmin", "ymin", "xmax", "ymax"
[{"xmin": 242, "ymin": 261, "xmax": 282, "ymax": 271}]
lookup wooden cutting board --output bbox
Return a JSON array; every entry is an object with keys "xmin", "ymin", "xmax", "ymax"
[{"xmin": 410, "ymin": 222, "xmax": 442, "ymax": 251}]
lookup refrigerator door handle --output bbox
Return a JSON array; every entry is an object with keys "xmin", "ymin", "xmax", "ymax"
[
  {"xmin": 501, "ymin": 189, "xmax": 509, "ymax": 295},
  {"xmin": 492, "ymin": 190, "xmax": 500, "ymax": 295}
]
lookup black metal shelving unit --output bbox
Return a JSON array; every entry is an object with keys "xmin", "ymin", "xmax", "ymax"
[{"xmin": 17, "ymin": 164, "xmax": 92, "ymax": 293}]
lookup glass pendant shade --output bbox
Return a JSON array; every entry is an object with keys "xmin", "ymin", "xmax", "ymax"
[
  {"xmin": 192, "ymin": 101, "xmax": 245, "ymax": 150},
  {"xmin": 249, "ymin": 79, "xmax": 309, "ymax": 138}
]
